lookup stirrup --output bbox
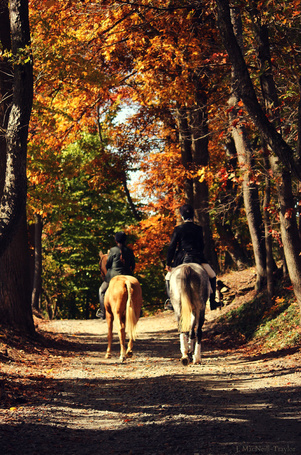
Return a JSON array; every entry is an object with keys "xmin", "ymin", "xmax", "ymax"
[
  {"xmin": 164, "ymin": 299, "xmax": 173, "ymax": 310},
  {"xmin": 96, "ymin": 308, "xmax": 105, "ymax": 318}
]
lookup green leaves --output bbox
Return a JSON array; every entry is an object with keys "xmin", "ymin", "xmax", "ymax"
[{"xmin": 37, "ymin": 132, "xmax": 138, "ymax": 318}]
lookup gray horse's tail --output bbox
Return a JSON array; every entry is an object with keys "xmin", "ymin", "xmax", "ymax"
[{"xmin": 180, "ymin": 265, "xmax": 201, "ymax": 332}]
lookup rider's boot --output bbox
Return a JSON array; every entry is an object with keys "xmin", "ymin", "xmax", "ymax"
[
  {"xmin": 96, "ymin": 287, "xmax": 106, "ymax": 319},
  {"xmin": 96, "ymin": 303, "xmax": 106, "ymax": 319},
  {"xmin": 164, "ymin": 279, "xmax": 173, "ymax": 310},
  {"xmin": 209, "ymin": 277, "xmax": 219, "ymax": 310}
]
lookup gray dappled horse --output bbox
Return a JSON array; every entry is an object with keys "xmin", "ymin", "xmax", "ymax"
[{"xmin": 169, "ymin": 263, "xmax": 210, "ymax": 365}]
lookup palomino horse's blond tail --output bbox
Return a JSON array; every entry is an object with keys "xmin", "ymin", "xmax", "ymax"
[
  {"xmin": 180, "ymin": 266, "xmax": 196, "ymax": 332},
  {"xmin": 125, "ymin": 280, "xmax": 139, "ymax": 340}
]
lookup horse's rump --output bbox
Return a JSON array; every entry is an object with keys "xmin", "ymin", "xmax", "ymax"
[
  {"xmin": 169, "ymin": 263, "xmax": 210, "ymax": 365},
  {"xmin": 105, "ymin": 275, "xmax": 142, "ymax": 340},
  {"xmin": 170, "ymin": 263, "xmax": 209, "ymax": 332}
]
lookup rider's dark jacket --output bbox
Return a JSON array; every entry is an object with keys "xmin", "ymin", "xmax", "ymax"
[
  {"xmin": 105, "ymin": 246, "xmax": 135, "ymax": 282},
  {"xmin": 166, "ymin": 221, "xmax": 206, "ymax": 268}
]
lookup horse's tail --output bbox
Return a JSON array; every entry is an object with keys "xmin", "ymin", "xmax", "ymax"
[
  {"xmin": 180, "ymin": 265, "xmax": 200, "ymax": 332},
  {"xmin": 125, "ymin": 280, "xmax": 139, "ymax": 340}
]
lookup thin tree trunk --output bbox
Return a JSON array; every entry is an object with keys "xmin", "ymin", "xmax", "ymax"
[
  {"xmin": 189, "ymin": 81, "xmax": 218, "ymax": 269},
  {"xmin": 228, "ymin": 95, "xmax": 266, "ymax": 290},
  {"xmin": 175, "ymin": 104, "xmax": 194, "ymax": 203},
  {"xmin": 229, "ymin": 7, "xmax": 266, "ymax": 290},
  {"xmin": 31, "ymin": 214, "xmax": 43, "ymax": 311},
  {"xmin": 271, "ymin": 163, "xmax": 301, "ymax": 301},
  {"xmin": 175, "ymin": 95, "xmax": 218, "ymax": 271},
  {"xmin": 251, "ymin": 14, "xmax": 280, "ymax": 301},
  {"xmin": 122, "ymin": 173, "xmax": 141, "ymax": 221},
  {"xmin": 215, "ymin": 222, "xmax": 250, "ymax": 270},
  {"xmin": 263, "ymin": 154, "xmax": 274, "ymax": 302}
]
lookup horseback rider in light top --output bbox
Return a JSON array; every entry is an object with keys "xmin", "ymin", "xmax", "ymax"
[{"xmin": 166, "ymin": 204, "xmax": 220, "ymax": 311}]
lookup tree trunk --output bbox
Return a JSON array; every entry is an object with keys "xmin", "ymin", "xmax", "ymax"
[
  {"xmin": 0, "ymin": 0, "xmax": 34, "ymax": 334},
  {"xmin": 228, "ymin": 94, "xmax": 266, "ymax": 290},
  {"xmin": 175, "ymin": 90, "xmax": 218, "ymax": 271},
  {"xmin": 122, "ymin": 172, "xmax": 142, "ymax": 222},
  {"xmin": 0, "ymin": 0, "xmax": 33, "ymax": 255},
  {"xmin": 175, "ymin": 104, "xmax": 194, "ymax": 203},
  {"xmin": 215, "ymin": 222, "xmax": 251, "ymax": 270},
  {"xmin": 271, "ymin": 162, "xmax": 301, "ymax": 303},
  {"xmin": 189, "ymin": 82, "xmax": 218, "ymax": 269},
  {"xmin": 251, "ymin": 12, "xmax": 281, "ymax": 301},
  {"xmin": 0, "ymin": 214, "xmax": 34, "ymax": 334},
  {"xmin": 173, "ymin": 9, "xmax": 218, "ymax": 270},
  {"xmin": 228, "ymin": 8, "xmax": 266, "ymax": 290},
  {"xmin": 263, "ymin": 154, "xmax": 274, "ymax": 303},
  {"xmin": 31, "ymin": 214, "xmax": 43, "ymax": 311}
]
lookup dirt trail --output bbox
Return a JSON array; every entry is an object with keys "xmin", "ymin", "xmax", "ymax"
[{"xmin": 1, "ymin": 310, "xmax": 301, "ymax": 455}]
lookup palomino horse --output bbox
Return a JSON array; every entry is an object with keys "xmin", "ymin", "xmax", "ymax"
[
  {"xmin": 169, "ymin": 263, "xmax": 210, "ymax": 365},
  {"xmin": 104, "ymin": 275, "xmax": 142, "ymax": 362}
]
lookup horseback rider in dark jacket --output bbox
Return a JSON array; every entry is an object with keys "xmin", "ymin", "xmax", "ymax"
[
  {"xmin": 166, "ymin": 204, "xmax": 220, "ymax": 311},
  {"xmin": 97, "ymin": 231, "xmax": 135, "ymax": 319}
]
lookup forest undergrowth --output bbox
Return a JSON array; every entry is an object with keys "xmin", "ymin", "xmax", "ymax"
[{"xmin": 217, "ymin": 269, "xmax": 301, "ymax": 354}]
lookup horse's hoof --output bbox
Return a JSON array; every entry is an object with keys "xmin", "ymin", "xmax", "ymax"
[
  {"xmin": 181, "ymin": 357, "xmax": 189, "ymax": 366},
  {"xmin": 126, "ymin": 351, "xmax": 133, "ymax": 358},
  {"xmin": 105, "ymin": 353, "xmax": 111, "ymax": 359},
  {"xmin": 193, "ymin": 357, "xmax": 201, "ymax": 365},
  {"xmin": 119, "ymin": 356, "xmax": 126, "ymax": 363}
]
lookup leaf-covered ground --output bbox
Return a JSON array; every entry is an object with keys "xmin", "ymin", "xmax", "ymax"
[{"xmin": 1, "ymin": 268, "xmax": 301, "ymax": 455}]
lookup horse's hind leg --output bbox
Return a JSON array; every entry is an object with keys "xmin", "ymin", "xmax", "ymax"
[
  {"xmin": 117, "ymin": 317, "xmax": 127, "ymax": 362},
  {"xmin": 105, "ymin": 314, "xmax": 113, "ymax": 359},
  {"xmin": 126, "ymin": 338, "xmax": 134, "ymax": 358},
  {"xmin": 188, "ymin": 314, "xmax": 196, "ymax": 363},
  {"xmin": 193, "ymin": 312, "xmax": 205, "ymax": 364},
  {"xmin": 188, "ymin": 336, "xmax": 195, "ymax": 363},
  {"xmin": 193, "ymin": 340, "xmax": 202, "ymax": 365},
  {"xmin": 180, "ymin": 332, "xmax": 189, "ymax": 366}
]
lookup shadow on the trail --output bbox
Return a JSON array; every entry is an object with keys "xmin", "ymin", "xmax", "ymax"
[
  {"xmin": 2, "ymin": 315, "xmax": 301, "ymax": 455},
  {"xmin": 34, "ymin": 314, "xmax": 178, "ymax": 355},
  {"xmin": 242, "ymin": 346, "xmax": 301, "ymax": 362},
  {"xmin": 37, "ymin": 325, "xmax": 180, "ymax": 359},
  {"xmin": 1, "ymin": 373, "xmax": 300, "ymax": 455}
]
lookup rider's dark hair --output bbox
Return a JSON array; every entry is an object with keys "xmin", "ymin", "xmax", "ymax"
[
  {"xmin": 114, "ymin": 231, "xmax": 127, "ymax": 244},
  {"xmin": 180, "ymin": 204, "xmax": 194, "ymax": 220}
]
